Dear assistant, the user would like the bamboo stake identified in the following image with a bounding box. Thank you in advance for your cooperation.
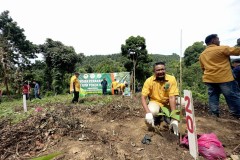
[179,29,183,144]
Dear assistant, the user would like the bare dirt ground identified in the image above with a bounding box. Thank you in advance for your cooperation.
[0,94,240,160]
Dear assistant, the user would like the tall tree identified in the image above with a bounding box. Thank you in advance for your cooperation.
[94,58,126,73]
[40,38,81,94]
[0,11,36,66]
[121,36,152,91]
[0,10,36,95]
[184,41,205,67]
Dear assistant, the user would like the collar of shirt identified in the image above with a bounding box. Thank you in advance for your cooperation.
[206,44,217,48]
[152,75,169,82]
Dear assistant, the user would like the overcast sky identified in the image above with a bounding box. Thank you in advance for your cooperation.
[1,0,240,57]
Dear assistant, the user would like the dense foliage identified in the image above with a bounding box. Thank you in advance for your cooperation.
[0,10,213,103]
[0,11,37,95]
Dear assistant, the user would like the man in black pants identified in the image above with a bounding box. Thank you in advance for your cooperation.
[70,72,80,103]
[101,78,108,95]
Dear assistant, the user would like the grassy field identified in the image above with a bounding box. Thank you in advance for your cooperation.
[0,94,74,123]
[0,94,116,124]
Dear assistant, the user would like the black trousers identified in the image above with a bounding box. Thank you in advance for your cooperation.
[102,88,107,95]
[114,89,118,95]
[72,91,79,103]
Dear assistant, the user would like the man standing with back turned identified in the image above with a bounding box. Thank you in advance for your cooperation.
[199,34,240,118]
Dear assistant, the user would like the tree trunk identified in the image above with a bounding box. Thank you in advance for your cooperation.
[4,73,9,96]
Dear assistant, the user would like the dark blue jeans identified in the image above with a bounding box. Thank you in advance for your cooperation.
[102,87,107,95]
[34,91,41,99]
[206,81,240,118]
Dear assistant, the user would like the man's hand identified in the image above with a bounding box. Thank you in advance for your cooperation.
[145,113,154,127]
[170,119,179,136]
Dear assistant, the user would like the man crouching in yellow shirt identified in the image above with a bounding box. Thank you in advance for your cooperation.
[70,72,80,103]
[141,62,179,135]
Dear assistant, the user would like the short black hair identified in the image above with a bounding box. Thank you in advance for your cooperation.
[153,62,165,70]
[205,34,218,45]
[237,38,240,44]
[154,61,165,67]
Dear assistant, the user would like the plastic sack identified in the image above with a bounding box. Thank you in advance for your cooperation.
[181,133,226,160]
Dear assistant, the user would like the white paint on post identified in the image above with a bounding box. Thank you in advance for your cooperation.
[184,90,198,159]
[23,94,27,112]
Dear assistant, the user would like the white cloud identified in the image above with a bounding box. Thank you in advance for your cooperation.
[1,0,240,56]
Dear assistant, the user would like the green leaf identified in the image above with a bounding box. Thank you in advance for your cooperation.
[170,109,180,116]
[30,152,61,160]
[161,106,170,117]
[171,114,180,121]
[170,109,180,121]
[157,113,166,116]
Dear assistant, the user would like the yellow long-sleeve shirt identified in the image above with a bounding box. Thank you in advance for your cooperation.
[70,75,80,92]
[199,44,240,83]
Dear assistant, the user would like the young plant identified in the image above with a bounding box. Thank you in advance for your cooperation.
[30,152,61,160]
[157,106,180,121]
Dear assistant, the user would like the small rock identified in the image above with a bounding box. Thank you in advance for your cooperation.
[137,148,144,151]
[131,142,136,147]
[231,155,240,160]
[79,134,87,141]
[69,147,81,154]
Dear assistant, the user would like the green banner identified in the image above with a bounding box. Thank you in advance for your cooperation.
[79,72,130,97]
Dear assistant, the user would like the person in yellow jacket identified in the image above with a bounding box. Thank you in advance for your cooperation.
[116,83,125,94]
[111,79,119,95]
[199,34,240,118]
[70,72,80,103]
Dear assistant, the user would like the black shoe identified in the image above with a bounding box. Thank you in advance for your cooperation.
[231,114,240,119]
[209,111,219,118]
[141,134,151,144]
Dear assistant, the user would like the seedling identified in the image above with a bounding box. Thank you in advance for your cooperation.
[157,106,180,121]
[31,152,61,160]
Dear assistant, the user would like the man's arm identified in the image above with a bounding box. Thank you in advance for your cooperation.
[141,95,150,113]
[199,57,205,72]
[70,77,75,93]
[169,95,177,111]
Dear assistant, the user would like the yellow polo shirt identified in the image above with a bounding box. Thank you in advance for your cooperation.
[117,83,125,90]
[199,44,240,83]
[70,75,80,92]
[112,81,118,89]
[141,74,179,107]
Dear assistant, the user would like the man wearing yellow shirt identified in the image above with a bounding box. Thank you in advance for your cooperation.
[199,34,240,118]
[141,62,179,134]
[70,72,80,103]
[111,79,119,95]
[120,83,126,94]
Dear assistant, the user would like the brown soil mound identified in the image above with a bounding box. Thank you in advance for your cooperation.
[0,95,239,160]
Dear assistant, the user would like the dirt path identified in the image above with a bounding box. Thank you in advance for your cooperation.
[45,110,192,160]
[0,95,239,160]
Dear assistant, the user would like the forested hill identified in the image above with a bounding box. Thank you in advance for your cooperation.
[81,53,180,70]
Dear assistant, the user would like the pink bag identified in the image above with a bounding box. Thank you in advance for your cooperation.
[181,133,226,160]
